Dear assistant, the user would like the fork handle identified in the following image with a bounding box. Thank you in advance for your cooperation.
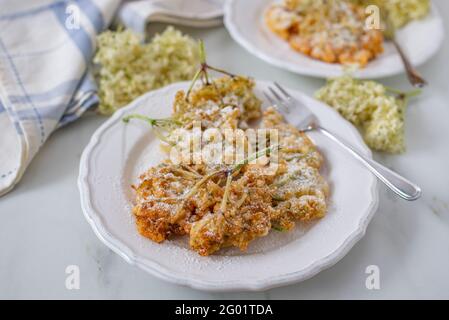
[316,126,422,201]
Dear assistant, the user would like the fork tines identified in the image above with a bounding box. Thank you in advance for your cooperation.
[263,82,294,113]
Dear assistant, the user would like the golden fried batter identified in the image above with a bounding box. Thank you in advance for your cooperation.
[262,107,329,231]
[172,76,262,130]
[265,0,384,67]
[132,77,329,256]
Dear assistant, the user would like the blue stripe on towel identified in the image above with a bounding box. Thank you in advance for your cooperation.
[13,121,23,135]
[0,37,45,143]
[1,1,95,63]
[79,0,104,32]
[1,96,24,135]
[0,0,103,30]
[8,79,80,104]
[59,93,98,127]
[16,104,64,121]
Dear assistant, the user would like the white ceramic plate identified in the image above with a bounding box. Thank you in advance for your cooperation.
[138,0,226,20]
[78,81,379,291]
[224,0,444,79]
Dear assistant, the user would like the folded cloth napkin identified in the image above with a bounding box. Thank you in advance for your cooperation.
[0,0,120,196]
[118,0,224,33]
[0,0,225,197]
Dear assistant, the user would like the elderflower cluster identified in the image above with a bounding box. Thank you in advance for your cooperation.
[315,75,408,153]
[94,27,199,115]
[352,0,430,28]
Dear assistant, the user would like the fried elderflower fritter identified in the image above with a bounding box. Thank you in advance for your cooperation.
[129,44,328,255]
[263,107,329,231]
[265,0,384,67]
[132,102,329,255]
[172,76,262,130]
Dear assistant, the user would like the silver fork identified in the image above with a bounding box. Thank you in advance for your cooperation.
[264,82,422,201]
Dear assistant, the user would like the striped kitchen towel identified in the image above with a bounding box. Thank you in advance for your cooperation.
[0,0,120,196]
[0,0,226,197]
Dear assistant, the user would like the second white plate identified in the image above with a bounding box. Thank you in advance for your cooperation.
[224,0,444,79]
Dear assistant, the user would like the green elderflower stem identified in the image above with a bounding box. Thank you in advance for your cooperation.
[185,40,238,102]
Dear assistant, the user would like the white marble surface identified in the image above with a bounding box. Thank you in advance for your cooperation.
[1,1,449,299]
